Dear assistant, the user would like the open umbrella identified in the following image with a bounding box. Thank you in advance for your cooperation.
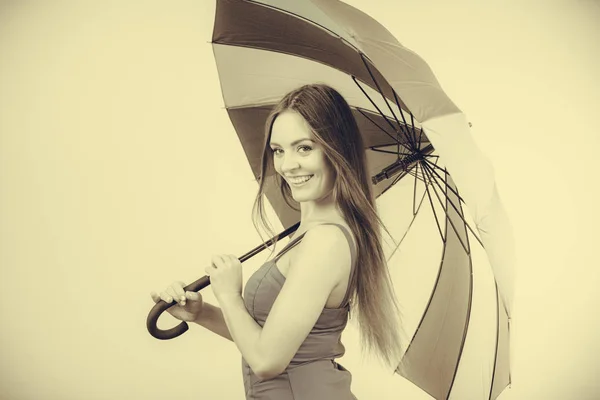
[147,1,515,399]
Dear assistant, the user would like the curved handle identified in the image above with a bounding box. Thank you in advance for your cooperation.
[146,221,300,340]
[146,275,211,340]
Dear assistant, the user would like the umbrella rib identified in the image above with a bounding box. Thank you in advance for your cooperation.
[507,315,512,386]
[371,142,410,149]
[421,162,479,251]
[384,167,428,259]
[422,158,467,205]
[422,164,446,243]
[488,280,502,400]
[391,88,419,151]
[421,161,484,247]
[385,199,420,261]
[413,163,429,215]
[371,141,413,154]
[370,141,413,158]
[417,118,425,150]
[351,76,405,142]
[413,164,428,215]
[415,181,430,216]
[397,183,449,370]
[405,164,476,398]
[358,54,418,151]
[369,147,412,156]
[420,162,471,254]
[409,113,418,150]
[443,177,475,399]
[358,55,405,141]
[406,166,427,183]
[370,148,402,155]
[397,183,475,399]
[356,108,401,144]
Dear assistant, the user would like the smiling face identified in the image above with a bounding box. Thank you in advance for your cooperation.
[269,110,335,204]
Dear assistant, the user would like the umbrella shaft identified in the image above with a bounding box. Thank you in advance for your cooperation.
[372,144,433,184]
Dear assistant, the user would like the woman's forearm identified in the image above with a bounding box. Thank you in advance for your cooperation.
[193,302,233,341]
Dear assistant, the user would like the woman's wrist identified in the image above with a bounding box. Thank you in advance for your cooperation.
[216,292,243,308]
[193,303,211,324]
[192,301,234,341]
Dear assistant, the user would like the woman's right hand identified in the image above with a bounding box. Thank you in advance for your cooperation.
[150,281,204,323]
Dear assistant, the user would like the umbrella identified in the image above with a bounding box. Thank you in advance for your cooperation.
[147,1,516,399]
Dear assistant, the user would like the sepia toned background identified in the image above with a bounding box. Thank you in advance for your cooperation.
[1,1,598,399]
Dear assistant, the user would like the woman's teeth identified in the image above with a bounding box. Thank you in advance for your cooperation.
[288,175,313,184]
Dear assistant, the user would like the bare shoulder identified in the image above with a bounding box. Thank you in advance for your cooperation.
[305,222,351,246]
[290,224,352,275]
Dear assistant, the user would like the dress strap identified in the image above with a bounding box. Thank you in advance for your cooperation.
[318,223,357,308]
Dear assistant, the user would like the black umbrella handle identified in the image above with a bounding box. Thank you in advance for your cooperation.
[146,275,211,340]
[147,222,300,340]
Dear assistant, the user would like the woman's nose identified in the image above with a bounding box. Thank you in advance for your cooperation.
[280,153,300,172]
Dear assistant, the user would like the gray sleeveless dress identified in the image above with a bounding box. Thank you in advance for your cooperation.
[241,223,359,400]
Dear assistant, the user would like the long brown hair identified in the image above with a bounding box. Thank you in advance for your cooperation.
[252,84,404,370]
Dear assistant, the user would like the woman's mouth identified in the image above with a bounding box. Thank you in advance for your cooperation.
[287,175,314,186]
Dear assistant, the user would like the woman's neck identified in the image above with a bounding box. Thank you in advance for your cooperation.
[298,197,345,228]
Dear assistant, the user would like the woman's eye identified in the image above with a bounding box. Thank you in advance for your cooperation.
[298,145,312,153]
[272,148,283,155]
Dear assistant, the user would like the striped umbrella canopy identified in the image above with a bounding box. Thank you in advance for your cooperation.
[211,0,516,399]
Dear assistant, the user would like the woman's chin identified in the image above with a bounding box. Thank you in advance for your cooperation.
[291,193,331,205]
[290,191,315,203]
[291,194,308,203]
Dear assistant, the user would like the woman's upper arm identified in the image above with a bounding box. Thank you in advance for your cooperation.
[257,225,351,376]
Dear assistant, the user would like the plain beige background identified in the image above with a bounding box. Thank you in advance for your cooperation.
[1,1,599,399]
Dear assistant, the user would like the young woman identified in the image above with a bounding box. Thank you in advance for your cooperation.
[151,84,403,399]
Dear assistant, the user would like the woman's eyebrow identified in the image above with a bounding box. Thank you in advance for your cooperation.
[270,138,314,147]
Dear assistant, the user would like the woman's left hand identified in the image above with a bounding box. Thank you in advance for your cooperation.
[205,254,243,302]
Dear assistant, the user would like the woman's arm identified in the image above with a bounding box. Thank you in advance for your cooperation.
[218,225,351,380]
[193,302,233,341]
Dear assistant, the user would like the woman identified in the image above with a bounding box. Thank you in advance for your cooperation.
[150,84,404,399]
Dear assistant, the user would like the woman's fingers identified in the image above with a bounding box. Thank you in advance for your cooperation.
[166,286,178,301]
[171,282,187,305]
[151,281,203,307]
[207,254,235,275]
[164,287,185,306]
[150,291,160,303]
[159,290,174,303]
[151,281,194,305]
[186,291,200,301]
[212,255,225,268]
